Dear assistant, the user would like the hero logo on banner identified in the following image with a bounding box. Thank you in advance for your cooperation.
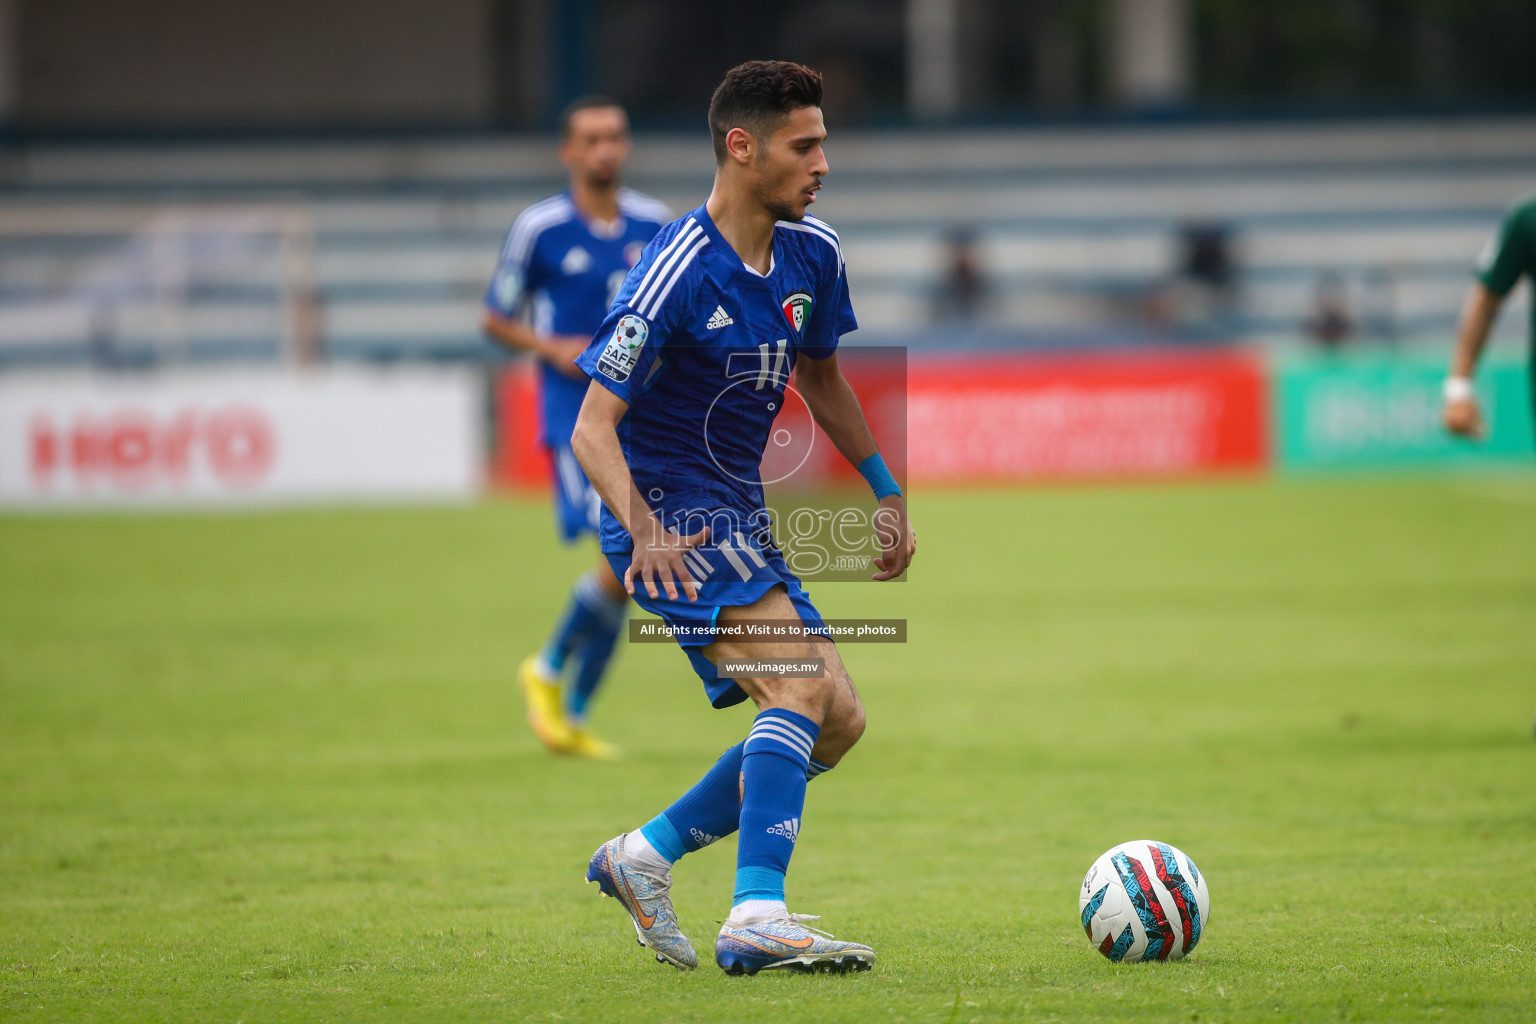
[29,407,275,492]
[0,370,481,506]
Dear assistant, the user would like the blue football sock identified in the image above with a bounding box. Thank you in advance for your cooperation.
[564,574,627,724]
[638,742,744,863]
[539,569,623,679]
[807,758,833,781]
[734,709,820,906]
[538,574,598,675]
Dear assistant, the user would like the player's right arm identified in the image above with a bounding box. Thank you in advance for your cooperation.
[481,311,591,379]
[1444,283,1501,438]
[481,208,589,378]
[570,383,707,602]
[1446,199,1531,438]
[570,218,711,600]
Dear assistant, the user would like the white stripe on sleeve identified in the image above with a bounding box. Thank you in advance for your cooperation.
[638,235,707,318]
[630,221,701,313]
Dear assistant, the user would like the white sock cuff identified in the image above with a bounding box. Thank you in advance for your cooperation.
[728,898,787,923]
[577,571,628,618]
[622,831,672,875]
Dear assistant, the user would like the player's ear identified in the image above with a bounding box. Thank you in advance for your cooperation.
[724,126,754,167]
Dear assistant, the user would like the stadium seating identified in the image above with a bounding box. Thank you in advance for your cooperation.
[1,117,1532,366]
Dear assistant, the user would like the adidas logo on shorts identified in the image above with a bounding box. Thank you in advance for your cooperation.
[689,827,722,848]
[765,817,800,842]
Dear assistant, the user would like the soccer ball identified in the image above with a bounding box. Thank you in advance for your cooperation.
[1079,840,1209,962]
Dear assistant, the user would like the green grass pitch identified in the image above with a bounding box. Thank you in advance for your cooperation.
[3,477,1534,1022]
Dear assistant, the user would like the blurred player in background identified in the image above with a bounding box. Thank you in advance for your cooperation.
[1444,193,1536,442]
[482,97,671,759]
[573,61,915,974]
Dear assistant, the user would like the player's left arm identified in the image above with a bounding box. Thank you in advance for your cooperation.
[795,351,916,582]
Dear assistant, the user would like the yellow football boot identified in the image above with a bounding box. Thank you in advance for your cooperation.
[518,655,573,752]
[566,727,620,761]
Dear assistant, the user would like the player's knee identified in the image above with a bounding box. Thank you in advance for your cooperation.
[837,696,866,749]
[797,672,840,718]
[816,685,864,754]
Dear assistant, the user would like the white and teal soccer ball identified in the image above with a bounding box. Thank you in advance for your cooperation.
[1079,840,1209,962]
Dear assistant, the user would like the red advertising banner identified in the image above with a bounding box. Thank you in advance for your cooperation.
[493,349,1267,490]
[905,351,1268,482]
[493,363,546,490]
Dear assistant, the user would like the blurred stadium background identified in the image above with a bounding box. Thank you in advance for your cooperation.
[1,0,1534,504]
[5,4,1536,1020]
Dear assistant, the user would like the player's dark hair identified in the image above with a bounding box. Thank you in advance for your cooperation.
[560,95,626,139]
[708,61,824,164]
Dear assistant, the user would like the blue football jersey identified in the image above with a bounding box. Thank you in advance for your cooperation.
[485,188,671,446]
[575,206,858,555]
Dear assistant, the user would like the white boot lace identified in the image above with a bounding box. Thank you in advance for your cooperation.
[784,912,836,940]
[722,908,837,938]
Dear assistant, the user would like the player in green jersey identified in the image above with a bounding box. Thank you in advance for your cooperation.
[1445,194,1536,441]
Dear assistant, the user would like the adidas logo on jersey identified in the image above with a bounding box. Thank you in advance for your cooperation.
[706,305,734,330]
[689,827,722,848]
[765,817,800,842]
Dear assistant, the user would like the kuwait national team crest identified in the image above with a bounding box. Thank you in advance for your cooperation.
[780,291,812,333]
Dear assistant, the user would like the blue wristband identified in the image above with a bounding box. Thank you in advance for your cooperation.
[856,453,902,500]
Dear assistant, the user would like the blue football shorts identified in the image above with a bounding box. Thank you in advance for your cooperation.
[606,530,830,709]
[549,444,601,543]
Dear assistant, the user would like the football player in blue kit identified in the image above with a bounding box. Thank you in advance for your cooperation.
[483,97,671,759]
[571,62,916,974]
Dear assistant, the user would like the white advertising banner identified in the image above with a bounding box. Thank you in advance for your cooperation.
[0,369,482,507]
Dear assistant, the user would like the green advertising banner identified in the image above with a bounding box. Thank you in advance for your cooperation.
[1276,354,1534,470]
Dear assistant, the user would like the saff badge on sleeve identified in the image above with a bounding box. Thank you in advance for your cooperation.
[596,314,650,383]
